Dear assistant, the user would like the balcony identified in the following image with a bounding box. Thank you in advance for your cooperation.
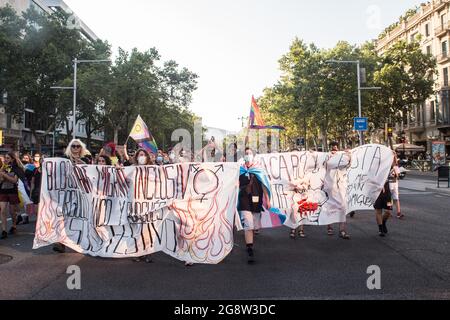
[437,51,450,63]
[435,22,450,37]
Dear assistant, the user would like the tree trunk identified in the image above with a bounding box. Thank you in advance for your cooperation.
[114,127,119,145]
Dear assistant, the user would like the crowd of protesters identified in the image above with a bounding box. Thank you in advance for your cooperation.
[0,137,405,265]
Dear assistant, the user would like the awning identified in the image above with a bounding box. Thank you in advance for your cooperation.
[393,143,426,152]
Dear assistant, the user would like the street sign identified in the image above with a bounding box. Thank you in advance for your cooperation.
[296,137,305,146]
[354,117,368,131]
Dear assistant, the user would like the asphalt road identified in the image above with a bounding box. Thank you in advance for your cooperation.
[1,175,449,300]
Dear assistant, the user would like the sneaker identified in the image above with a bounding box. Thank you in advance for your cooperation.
[53,243,66,253]
[379,231,386,237]
[16,215,23,225]
[185,261,194,267]
[247,248,255,264]
[144,255,153,263]
[1,231,7,239]
[8,227,17,235]
[22,216,29,225]
[349,211,355,218]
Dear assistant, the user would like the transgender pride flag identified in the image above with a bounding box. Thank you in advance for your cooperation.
[128,115,158,154]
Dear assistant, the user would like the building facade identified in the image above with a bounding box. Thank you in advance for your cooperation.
[376,0,450,155]
[0,0,103,154]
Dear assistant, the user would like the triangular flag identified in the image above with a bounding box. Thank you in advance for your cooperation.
[248,95,265,127]
[129,115,158,154]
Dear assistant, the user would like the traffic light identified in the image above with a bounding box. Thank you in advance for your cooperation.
[387,127,393,138]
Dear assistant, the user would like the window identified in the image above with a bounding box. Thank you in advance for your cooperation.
[25,111,33,130]
[410,33,417,43]
[6,114,12,129]
[442,14,447,27]
[444,68,449,86]
[427,45,432,55]
[426,23,430,37]
[442,41,448,56]
[430,101,436,123]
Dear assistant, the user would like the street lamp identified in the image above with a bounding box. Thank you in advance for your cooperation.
[52,58,111,140]
[326,59,381,146]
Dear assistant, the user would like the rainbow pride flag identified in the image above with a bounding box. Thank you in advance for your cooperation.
[129,115,158,154]
[248,95,265,127]
[247,96,285,130]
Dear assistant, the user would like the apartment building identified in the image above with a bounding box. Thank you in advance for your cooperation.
[0,0,103,153]
[376,0,450,155]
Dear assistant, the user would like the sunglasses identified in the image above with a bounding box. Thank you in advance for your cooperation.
[71,145,82,149]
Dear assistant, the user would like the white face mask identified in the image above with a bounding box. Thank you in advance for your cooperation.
[244,154,254,163]
[169,153,175,160]
[138,156,147,165]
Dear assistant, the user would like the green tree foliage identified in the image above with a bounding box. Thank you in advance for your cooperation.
[259,38,436,150]
[0,5,198,151]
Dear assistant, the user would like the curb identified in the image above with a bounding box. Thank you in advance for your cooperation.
[425,187,450,196]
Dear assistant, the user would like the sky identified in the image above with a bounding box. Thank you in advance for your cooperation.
[64,0,420,132]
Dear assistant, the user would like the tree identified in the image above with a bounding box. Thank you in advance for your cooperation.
[2,6,93,151]
[259,37,436,150]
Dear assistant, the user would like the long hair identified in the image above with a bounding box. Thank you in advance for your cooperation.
[65,139,89,158]
[7,151,24,170]
[133,148,153,165]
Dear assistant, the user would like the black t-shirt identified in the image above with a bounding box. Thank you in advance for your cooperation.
[238,173,264,213]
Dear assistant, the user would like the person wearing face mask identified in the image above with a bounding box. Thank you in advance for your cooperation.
[168,150,177,164]
[238,148,271,264]
[131,149,154,263]
[155,153,164,166]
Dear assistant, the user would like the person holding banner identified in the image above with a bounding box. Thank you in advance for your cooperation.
[53,139,91,253]
[238,147,271,264]
[325,142,351,240]
[131,148,154,263]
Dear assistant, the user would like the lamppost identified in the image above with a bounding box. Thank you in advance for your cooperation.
[52,58,110,140]
[326,60,381,146]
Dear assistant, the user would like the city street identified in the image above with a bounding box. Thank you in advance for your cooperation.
[1,173,449,300]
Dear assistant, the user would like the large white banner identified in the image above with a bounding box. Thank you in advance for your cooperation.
[255,144,393,228]
[33,159,239,264]
[33,145,392,262]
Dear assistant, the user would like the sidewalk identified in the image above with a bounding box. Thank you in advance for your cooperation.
[400,172,450,195]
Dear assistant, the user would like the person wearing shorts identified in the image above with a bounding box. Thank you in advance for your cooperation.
[0,152,25,239]
[374,180,393,237]
[238,148,270,264]
[389,155,404,219]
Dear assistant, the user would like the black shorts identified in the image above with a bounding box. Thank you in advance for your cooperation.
[374,182,393,210]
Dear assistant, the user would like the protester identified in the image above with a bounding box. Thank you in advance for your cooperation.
[53,139,91,252]
[325,142,351,240]
[225,143,241,162]
[178,150,190,163]
[0,152,26,239]
[238,147,271,264]
[389,154,404,219]
[96,155,112,166]
[30,153,43,216]
[132,148,154,263]
[101,142,120,165]
[374,178,392,237]
[168,149,177,164]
